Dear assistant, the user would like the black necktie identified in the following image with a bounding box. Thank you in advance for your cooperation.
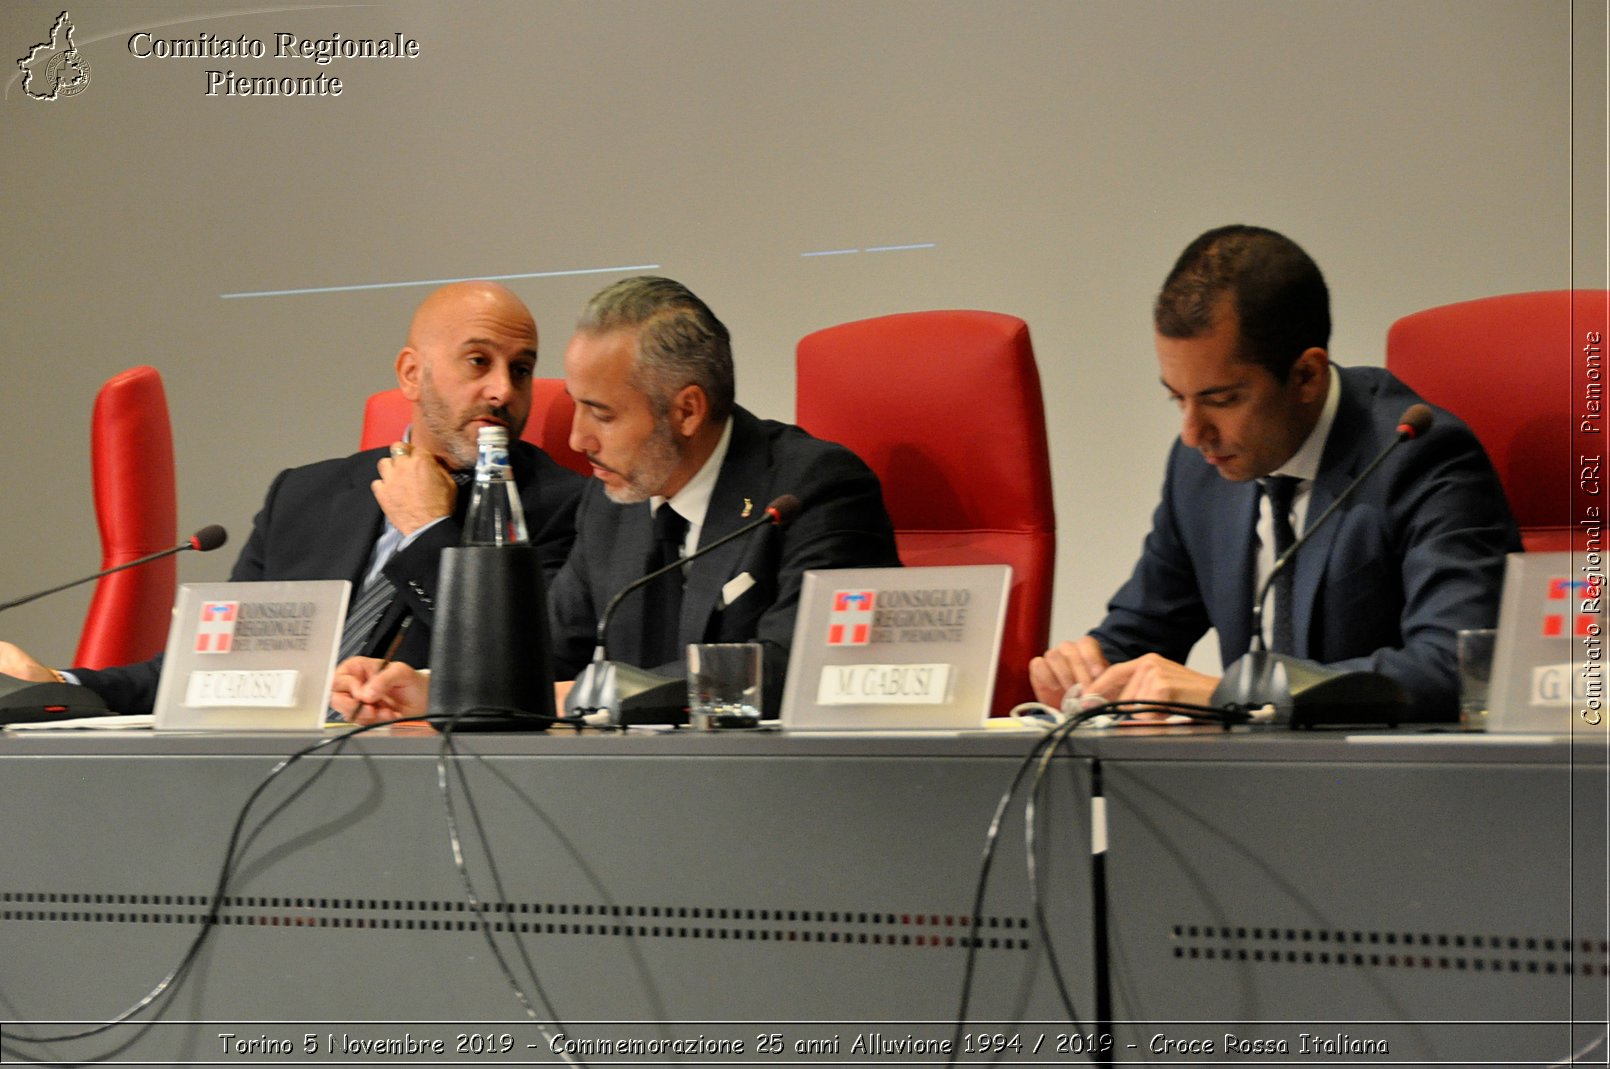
[1263,475,1300,654]
[641,504,689,667]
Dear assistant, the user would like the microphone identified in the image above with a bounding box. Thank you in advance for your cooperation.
[0,525,228,724]
[567,494,801,724]
[0,525,229,615]
[1215,405,1432,727]
[188,524,229,552]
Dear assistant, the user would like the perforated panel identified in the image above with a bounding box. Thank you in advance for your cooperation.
[1168,921,1608,977]
[3,890,1036,950]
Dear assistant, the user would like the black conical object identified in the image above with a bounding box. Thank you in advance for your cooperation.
[426,545,555,730]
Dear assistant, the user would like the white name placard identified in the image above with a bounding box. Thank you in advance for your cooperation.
[184,670,299,708]
[816,663,952,706]
[1529,662,1583,707]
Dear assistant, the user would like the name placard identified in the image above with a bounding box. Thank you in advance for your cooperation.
[816,663,953,706]
[1529,662,1584,707]
[184,670,299,708]
[154,579,349,731]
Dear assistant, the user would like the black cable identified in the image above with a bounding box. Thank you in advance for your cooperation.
[0,717,424,1048]
[4,691,1251,1057]
[1024,719,1085,1021]
[432,707,586,1068]
[425,704,588,731]
[1093,698,1255,727]
[0,695,604,1056]
[945,695,1251,1063]
[946,712,1096,1063]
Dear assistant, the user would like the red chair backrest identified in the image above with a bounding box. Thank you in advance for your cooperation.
[75,366,178,668]
[358,379,591,476]
[1387,290,1609,552]
[797,311,1057,716]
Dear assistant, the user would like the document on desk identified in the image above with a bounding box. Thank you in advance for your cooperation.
[6,714,156,731]
[1343,732,1560,744]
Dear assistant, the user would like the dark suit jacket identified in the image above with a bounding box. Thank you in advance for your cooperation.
[547,406,900,715]
[74,441,584,714]
[1091,364,1521,719]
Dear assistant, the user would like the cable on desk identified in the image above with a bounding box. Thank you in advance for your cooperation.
[946,711,1087,1062]
[3,707,598,1059]
[946,696,1251,1064]
[435,708,587,1068]
[0,717,426,1049]
[1025,718,1086,1018]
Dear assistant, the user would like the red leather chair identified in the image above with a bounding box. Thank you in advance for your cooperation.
[797,311,1056,716]
[1386,290,1609,552]
[358,379,591,476]
[74,366,178,668]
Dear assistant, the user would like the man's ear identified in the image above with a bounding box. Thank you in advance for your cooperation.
[667,383,709,440]
[1290,347,1330,404]
[396,347,422,401]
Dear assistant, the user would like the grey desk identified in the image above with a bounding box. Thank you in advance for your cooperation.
[0,727,1605,1066]
[0,729,1096,1066]
[1092,730,1608,1065]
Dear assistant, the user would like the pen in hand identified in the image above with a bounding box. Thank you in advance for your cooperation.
[379,615,413,669]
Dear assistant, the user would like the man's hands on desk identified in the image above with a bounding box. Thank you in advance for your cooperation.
[332,630,1223,727]
[1030,635,1220,712]
[331,656,575,725]
[331,657,429,725]
[0,641,58,684]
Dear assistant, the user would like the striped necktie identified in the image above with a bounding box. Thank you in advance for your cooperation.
[328,470,474,722]
[335,469,475,665]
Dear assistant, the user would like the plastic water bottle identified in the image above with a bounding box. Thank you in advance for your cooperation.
[463,426,529,545]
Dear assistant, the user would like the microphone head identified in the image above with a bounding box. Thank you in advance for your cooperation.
[764,494,802,526]
[1397,404,1434,440]
[189,525,228,552]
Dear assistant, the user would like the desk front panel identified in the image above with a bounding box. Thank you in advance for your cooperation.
[1101,738,1608,1065]
[0,732,1097,1065]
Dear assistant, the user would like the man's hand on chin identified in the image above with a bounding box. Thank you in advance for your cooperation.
[372,447,456,537]
[331,656,431,726]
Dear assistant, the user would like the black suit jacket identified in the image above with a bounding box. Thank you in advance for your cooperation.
[1091,364,1521,718]
[547,406,900,715]
[74,441,584,714]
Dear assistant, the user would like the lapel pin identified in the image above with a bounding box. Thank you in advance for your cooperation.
[742,498,753,518]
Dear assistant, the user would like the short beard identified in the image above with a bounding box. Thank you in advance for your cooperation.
[416,362,519,471]
[602,416,682,504]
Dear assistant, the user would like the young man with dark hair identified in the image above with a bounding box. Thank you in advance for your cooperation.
[1032,226,1519,719]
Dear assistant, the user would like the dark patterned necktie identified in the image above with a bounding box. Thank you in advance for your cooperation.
[328,470,476,722]
[640,504,689,667]
[1263,475,1300,654]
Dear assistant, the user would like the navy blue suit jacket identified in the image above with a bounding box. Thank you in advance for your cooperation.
[74,440,584,714]
[1091,365,1520,718]
[547,406,900,715]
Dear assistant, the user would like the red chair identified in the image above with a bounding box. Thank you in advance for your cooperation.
[1386,290,1609,552]
[74,366,178,668]
[797,311,1057,716]
[358,379,591,476]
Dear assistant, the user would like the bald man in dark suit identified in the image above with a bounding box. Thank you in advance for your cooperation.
[0,281,584,714]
